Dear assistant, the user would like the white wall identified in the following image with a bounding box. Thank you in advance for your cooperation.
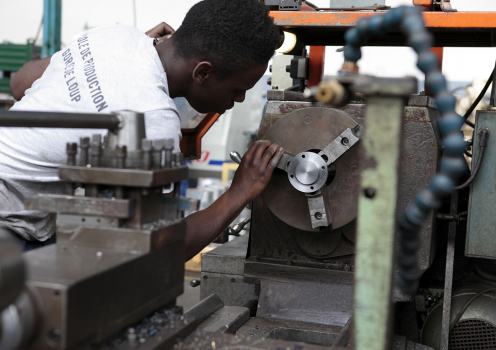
[1,0,496,83]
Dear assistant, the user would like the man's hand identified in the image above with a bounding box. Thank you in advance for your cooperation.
[146,22,175,45]
[230,140,284,204]
[184,140,283,261]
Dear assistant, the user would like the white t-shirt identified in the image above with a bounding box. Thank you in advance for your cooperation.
[0,25,181,241]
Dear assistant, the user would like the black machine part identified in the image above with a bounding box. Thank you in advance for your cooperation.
[421,284,496,350]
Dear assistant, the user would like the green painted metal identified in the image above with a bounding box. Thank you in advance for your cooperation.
[0,42,40,72]
[0,78,10,94]
[0,42,41,94]
[42,0,62,58]
[354,95,406,350]
[466,110,496,259]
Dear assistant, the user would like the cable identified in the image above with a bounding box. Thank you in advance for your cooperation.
[455,128,489,190]
[449,288,496,334]
[462,67,495,126]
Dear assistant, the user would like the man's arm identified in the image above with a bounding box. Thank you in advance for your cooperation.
[10,56,52,101]
[184,140,284,261]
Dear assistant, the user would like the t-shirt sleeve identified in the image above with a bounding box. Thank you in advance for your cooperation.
[144,109,182,153]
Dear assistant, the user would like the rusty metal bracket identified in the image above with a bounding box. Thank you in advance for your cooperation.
[180,112,221,160]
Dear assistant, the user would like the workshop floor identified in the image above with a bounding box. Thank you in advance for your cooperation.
[177,270,201,312]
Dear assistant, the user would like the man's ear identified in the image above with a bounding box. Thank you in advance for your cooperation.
[192,61,214,85]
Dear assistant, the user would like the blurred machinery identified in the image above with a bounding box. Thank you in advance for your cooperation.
[3,1,496,350]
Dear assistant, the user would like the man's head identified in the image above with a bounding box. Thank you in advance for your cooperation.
[171,0,281,114]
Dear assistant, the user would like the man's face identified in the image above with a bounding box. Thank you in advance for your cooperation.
[188,62,268,114]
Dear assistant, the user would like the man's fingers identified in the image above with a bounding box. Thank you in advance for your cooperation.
[146,22,175,39]
[269,147,284,170]
[260,143,280,168]
[250,140,273,163]
[242,140,270,162]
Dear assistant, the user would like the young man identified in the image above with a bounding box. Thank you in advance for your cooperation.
[3,0,284,259]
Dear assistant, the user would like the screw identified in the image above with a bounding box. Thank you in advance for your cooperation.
[66,143,77,166]
[364,187,376,198]
[341,137,350,146]
[190,279,201,287]
[142,139,153,170]
[48,329,61,344]
[315,212,323,220]
[79,137,90,166]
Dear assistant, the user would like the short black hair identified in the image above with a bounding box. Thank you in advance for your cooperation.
[173,0,281,78]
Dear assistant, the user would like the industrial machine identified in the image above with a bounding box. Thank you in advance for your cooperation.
[2,1,496,350]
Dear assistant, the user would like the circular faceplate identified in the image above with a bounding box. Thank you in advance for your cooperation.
[287,152,328,193]
[261,107,361,232]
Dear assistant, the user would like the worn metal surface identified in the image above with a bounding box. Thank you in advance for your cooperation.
[354,95,407,350]
[25,194,132,218]
[261,106,361,231]
[244,263,353,327]
[439,192,458,350]
[202,235,249,275]
[196,306,250,334]
[58,165,188,187]
[184,294,224,322]
[56,219,185,253]
[201,235,259,307]
[256,100,439,271]
[331,316,353,349]
[177,329,340,350]
[237,317,342,347]
[96,312,196,350]
[318,126,361,165]
[466,111,496,259]
[250,195,355,260]
[24,237,185,350]
[306,188,332,228]
[200,272,259,308]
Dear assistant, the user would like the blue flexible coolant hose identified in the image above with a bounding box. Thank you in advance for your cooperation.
[343,6,466,294]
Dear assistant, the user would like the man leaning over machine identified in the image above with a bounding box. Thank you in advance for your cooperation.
[1,0,284,258]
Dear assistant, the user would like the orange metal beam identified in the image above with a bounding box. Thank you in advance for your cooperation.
[180,113,222,160]
[308,46,325,87]
[270,11,496,28]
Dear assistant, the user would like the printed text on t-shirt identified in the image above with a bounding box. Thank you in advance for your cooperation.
[77,35,108,112]
[62,49,81,102]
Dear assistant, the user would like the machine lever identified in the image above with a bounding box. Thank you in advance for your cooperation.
[229,217,251,235]
[275,153,294,172]
[230,151,242,164]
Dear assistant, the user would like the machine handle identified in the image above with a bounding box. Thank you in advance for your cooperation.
[229,216,251,236]
[230,151,242,164]
[0,110,121,130]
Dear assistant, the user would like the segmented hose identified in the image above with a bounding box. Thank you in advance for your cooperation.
[343,6,466,294]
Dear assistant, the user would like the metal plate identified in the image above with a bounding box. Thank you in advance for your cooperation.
[287,151,328,193]
[261,107,360,231]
